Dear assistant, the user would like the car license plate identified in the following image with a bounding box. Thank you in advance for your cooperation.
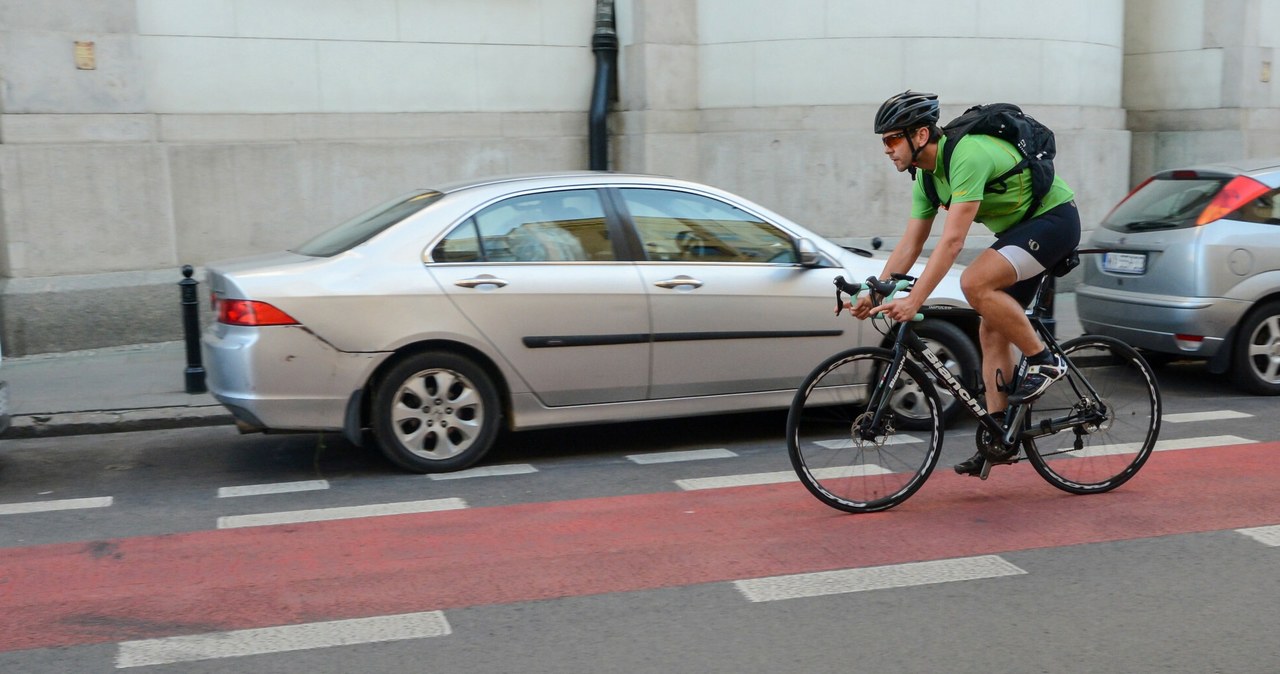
[1102,252,1146,274]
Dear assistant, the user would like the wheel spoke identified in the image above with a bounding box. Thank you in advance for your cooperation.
[1025,336,1158,494]
[787,349,942,513]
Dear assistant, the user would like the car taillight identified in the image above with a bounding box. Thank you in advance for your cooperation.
[1196,175,1271,225]
[217,299,300,326]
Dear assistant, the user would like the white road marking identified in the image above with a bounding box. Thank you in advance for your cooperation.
[676,464,890,491]
[427,464,538,480]
[1055,434,1254,459]
[734,555,1027,603]
[814,434,924,449]
[115,610,452,668]
[217,498,467,529]
[0,496,113,516]
[1236,525,1280,547]
[1164,410,1253,423]
[217,480,330,498]
[627,448,737,464]
[1155,435,1253,451]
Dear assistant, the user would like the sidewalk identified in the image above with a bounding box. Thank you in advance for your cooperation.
[1,341,231,439]
[0,294,1084,440]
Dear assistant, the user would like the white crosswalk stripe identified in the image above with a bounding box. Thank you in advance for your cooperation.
[216,498,468,529]
[1164,410,1253,423]
[427,464,538,480]
[627,448,737,464]
[115,611,451,668]
[734,555,1027,602]
[0,496,113,516]
[1236,525,1280,547]
[218,480,330,498]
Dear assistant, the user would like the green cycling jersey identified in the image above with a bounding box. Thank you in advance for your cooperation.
[910,134,1075,234]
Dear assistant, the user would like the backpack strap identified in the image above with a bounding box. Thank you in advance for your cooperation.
[932,138,1040,223]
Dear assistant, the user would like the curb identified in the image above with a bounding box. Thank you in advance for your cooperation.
[3,406,233,439]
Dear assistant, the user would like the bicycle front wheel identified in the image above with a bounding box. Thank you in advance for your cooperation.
[787,347,944,513]
[1024,335,1162,494]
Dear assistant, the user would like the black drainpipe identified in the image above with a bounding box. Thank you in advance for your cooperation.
[589,0,618,171]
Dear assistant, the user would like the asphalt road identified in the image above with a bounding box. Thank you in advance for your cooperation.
[0,360,1277,673]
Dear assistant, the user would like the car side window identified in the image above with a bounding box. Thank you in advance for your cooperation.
[619,188,797,263]
[432,189,613,263]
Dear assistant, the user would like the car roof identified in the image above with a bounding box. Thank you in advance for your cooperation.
[1163,157,1280,177]
[430,171,685,194]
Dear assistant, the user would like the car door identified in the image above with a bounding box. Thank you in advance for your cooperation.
[427,188,651,406]
[616,187,848,399]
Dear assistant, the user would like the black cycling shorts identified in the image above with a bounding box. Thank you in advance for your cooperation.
[992,200,1081,306]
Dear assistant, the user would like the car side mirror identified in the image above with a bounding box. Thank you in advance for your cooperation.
[797,238,823,267]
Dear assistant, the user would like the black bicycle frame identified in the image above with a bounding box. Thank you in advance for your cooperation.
[865,293,1103,453]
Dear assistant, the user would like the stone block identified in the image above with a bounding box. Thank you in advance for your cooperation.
[136,35,321,113]
[0,0,136,33]
[135,0,235,37]
[0,269,203,356]
[234,0,398,41]
[316,41,480,112]
[0,114,156,144]
[0,144,174,277]
[0,31,147,113]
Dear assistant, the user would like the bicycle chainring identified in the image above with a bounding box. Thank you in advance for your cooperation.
[975,423,1019,462]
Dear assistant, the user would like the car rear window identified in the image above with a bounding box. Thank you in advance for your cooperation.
[1101,177,1227,232]
[293,191,443,257]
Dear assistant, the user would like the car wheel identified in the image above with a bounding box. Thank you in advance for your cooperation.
[371,351,502,472]
[1230,300,1280,395]
[897,319,980,429]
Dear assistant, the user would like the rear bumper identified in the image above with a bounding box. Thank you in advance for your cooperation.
[202,324,386,431]
[1075,285,1246,357]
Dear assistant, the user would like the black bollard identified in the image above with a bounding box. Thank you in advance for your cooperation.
[179,265,207,393]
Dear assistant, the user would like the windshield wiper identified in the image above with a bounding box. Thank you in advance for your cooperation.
[1124,220,1181,231]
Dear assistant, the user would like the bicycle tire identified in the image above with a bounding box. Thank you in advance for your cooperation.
[787,347,944,513]
[1024,335,1162,494]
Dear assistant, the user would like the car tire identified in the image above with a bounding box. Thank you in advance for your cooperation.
[897,319,981,429]
[371,351,502,473]
[1230,300,1280,395]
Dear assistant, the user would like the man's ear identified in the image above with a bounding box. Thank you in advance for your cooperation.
[914,126,932,145]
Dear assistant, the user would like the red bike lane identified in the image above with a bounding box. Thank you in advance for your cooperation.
[1,440,1278,653]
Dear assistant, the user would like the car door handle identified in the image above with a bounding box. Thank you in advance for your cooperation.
[455,275,509,288]
[654,276,703,289]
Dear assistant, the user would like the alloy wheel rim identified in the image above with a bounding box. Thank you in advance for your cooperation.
[1246,315,1280,384]
[390,368,485,460]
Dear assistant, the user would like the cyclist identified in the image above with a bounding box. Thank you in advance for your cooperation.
[851,90,1081,476]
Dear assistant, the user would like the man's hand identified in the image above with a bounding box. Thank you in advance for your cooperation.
[843,294,874,320]
[871,295,924,323]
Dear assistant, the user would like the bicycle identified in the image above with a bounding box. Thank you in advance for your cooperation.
[786,250,1162,513]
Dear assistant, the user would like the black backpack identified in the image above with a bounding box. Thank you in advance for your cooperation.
[921,103,1056,223]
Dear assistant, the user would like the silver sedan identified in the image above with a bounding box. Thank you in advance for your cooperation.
[203,173,979,472]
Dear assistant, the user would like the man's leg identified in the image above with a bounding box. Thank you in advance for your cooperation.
[961,249,1045,360]
[953,249,1044,475]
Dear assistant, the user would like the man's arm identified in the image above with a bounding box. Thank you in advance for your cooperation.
[878,216,934,278]
[871,201,978,322]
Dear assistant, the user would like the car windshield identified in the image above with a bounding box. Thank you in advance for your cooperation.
[1101,177,1227,232]
[292,191,444,256]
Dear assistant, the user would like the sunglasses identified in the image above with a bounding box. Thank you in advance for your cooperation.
[881,131,908,148]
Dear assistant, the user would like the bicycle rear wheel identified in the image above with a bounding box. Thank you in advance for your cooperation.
[787,347,944,513]
[1024,335,1161,494]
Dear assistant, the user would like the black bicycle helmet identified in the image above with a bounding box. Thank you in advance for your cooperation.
[873,90,940,133]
